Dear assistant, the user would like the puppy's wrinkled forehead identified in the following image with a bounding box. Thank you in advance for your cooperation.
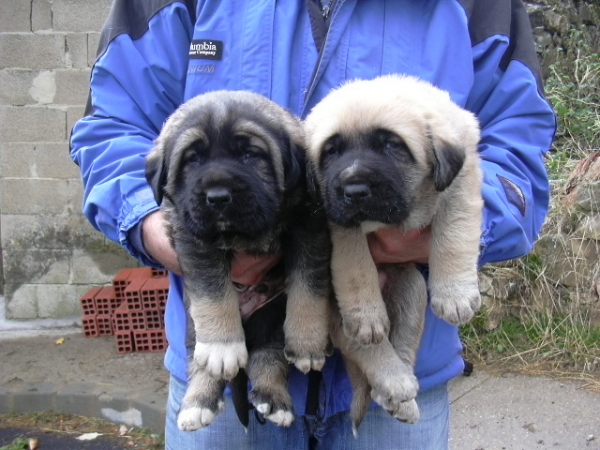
[165,91,297,166]
[305,75,453,166]
[165,92,282,149]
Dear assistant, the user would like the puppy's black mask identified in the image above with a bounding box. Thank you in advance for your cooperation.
[320,129,416,228]
[320,127,465,228]
[146,103,303,249]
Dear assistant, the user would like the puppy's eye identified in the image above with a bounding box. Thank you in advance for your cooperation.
[373,129,407,154]
[182,141,206,164]
[384,138,407,152]
[324,144,339,157]
[183,151,198,163]
[322,135,344,159]
[234,135,265,162]
[242,145,263,162]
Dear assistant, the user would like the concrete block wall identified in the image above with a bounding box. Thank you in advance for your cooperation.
[0,0,141,320]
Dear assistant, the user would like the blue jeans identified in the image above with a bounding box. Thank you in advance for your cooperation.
[165,375,449,449]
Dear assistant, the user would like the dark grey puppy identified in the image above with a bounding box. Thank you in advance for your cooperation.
[305,75,483,433]
[146,91,331,431]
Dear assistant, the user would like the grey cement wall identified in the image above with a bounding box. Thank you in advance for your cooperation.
[0,0,138,320]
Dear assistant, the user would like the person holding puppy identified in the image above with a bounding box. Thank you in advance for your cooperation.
[70,1,556,449]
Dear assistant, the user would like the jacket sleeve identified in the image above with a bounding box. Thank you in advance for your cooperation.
[464,0,557,266]
[69,0,194,266]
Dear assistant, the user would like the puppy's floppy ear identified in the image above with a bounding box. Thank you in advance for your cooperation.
[145,145,169,205]
[429,128,466,192]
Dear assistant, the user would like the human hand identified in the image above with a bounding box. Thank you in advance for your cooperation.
[142,210,182,275]
[367,227,431,265]
[231,252,283,285]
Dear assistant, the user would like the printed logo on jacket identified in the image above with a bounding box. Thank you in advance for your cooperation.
[189,40,223,60]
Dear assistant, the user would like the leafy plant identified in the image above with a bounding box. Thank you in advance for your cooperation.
[0,439,29,450]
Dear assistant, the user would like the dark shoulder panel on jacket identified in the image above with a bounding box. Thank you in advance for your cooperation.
[96,0,197,60]
[457,0,542,87]
[80,0,196,118]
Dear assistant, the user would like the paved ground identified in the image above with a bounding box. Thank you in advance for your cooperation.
[0,328,167,431]
[450,369,599,449]
[0,325,598,450]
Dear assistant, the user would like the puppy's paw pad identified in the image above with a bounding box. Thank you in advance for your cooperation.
[284,348,327,373]
[392,399,420,424]
[342,309,390,346]
[371,373,418,408]
[284,325,332,372]
[255,403,271,415]
[431,303,474,326]
[265,409,295,427]
[431,281,481,325]
[431,293,480,326]
[177,403,224,431]
[291,355,326,373]
[252,389,294,427]
[255,404,294,427]
[193,341,248,380]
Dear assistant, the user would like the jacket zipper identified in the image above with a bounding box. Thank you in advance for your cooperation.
[302,0,343,116]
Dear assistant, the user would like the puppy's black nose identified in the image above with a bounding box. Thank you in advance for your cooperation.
[343,183,371,201]
[205,187,232,207]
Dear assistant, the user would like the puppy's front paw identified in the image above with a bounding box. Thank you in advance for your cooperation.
[431,283,481,326]
[284,336,332,373]
[194,341,248,380]
[370,371,419,413]
[177,400,226,431]
[342,305,390,346]
[387,399,420,424]
[178,365,227,431]
[251,387,295,427]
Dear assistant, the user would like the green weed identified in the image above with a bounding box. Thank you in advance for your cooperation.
[461,310,600,380]
[0,439,29,450]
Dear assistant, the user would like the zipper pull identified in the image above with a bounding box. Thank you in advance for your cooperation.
[319,0,331,19]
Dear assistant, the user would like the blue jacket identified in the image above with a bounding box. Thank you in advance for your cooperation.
[70,0,556,420]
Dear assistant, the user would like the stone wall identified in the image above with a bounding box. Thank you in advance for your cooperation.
[0,0,598,321]
[526,0,600,76]
[0,0,138,320]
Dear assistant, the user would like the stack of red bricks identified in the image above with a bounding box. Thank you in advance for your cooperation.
[80,267,170,354]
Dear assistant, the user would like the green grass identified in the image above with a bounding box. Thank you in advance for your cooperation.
[460,311,600,386]
[461,313,600,365]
